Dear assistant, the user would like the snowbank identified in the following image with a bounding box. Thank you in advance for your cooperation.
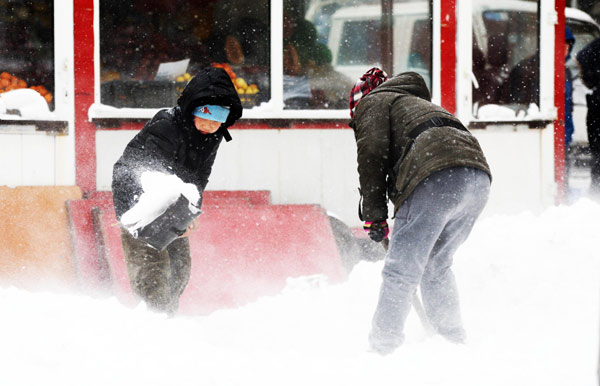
[1,199,599,386]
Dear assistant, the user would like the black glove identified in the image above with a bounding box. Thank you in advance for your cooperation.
[363,220,389,243]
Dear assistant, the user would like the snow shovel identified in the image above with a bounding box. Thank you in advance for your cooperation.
[133,194,201,252]
[381,238,434,334]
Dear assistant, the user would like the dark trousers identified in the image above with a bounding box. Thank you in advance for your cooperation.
[369,167,490,352]
[586,92,600,191]
[120,228,191,314]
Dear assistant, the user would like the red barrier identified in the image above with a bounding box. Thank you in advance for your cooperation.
[180,204,345,314]
[67,191,345,314]
[202,190,271,206]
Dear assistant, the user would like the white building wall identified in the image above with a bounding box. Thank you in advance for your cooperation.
[1,0,559,228]
[96,129,362,227]
[475,125,556,218]
[0,133,56,186]
[96,127,556,228]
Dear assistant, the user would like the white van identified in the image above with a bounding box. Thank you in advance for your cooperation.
[316,1,600,146]
[325,2,430,87]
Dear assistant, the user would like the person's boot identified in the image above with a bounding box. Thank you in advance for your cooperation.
[437,326,466,344]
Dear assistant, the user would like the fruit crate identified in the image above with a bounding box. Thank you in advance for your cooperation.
[101,80,181,108]
[239,93,261,108]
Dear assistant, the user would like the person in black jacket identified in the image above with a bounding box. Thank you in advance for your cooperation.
[111,67,242,314]
[576,37,600,195]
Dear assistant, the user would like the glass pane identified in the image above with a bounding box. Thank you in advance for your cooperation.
[567,19,600,80]
[407,18,432,83]
[0,0,55,113]
[337,20,381,66]
[100,0,270,109]
[472,2,539,118]
[286,0,431,110]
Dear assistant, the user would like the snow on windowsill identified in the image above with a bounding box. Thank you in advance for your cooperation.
[0,89,61,121]
[472,103,555,124]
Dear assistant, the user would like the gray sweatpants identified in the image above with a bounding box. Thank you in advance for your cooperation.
[120,228,191,315]
[369,167,490,352]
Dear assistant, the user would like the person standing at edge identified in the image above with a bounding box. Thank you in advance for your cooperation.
[565,26,576,150]
[565,26,576,186]
[349,68,492,354]
[576,37,600,196]
[111,67,243,315]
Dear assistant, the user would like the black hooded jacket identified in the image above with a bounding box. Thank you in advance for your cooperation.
[111,67,243,220]
[576,37,600,91]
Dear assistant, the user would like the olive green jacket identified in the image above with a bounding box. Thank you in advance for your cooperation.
[349,72,491,221]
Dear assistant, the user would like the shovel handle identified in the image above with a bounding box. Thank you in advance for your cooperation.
[381,237,390,251]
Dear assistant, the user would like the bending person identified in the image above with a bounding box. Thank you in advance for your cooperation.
[349,68,492,354]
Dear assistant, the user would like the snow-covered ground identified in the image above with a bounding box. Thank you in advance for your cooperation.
[1,199,599,386]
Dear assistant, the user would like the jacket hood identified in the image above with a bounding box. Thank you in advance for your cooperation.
[369,71,431,101]
[177,66,243,141]
[576,37,600,88]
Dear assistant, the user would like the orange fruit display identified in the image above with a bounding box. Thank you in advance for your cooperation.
[212,62,237,80]
[212,63,259,96]
[0,71,52,104]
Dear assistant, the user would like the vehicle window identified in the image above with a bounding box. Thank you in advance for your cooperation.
[0,0,55,115]
[472,4,540,118]
[338,20,381,66]
[287,0,431,110]
[99,0,270,110]
[405,17,431,89]
[409,19,431,73]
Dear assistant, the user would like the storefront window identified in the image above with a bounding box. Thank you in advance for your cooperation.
[472,1,539,119]
[99,0,270,109]
[0,0,55,115]
[99,0,432,114]
[284,0,431,110]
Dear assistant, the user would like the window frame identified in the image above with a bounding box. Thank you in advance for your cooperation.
[456,1,556,125]
[0,0,71,130]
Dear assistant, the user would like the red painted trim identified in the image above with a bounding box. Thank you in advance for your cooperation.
[289,121,348,129]
[73,0,96,195]
[555,0,566,203]
[440,0,457,114]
